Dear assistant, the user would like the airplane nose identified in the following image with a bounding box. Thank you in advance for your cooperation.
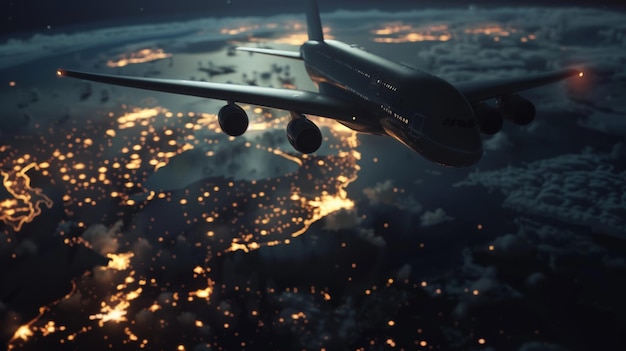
[417,88,483,166]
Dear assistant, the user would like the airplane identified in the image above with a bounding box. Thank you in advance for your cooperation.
[57,0,583,167]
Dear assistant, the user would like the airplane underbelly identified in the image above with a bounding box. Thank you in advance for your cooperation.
[381,118,483,167]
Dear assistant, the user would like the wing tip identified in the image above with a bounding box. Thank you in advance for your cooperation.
[56,68,66,77]
[566,67,584,78]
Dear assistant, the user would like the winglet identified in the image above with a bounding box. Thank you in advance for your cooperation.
[307,0,324,42]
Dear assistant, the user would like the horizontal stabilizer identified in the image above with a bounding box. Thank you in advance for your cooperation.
[235,47,302,60]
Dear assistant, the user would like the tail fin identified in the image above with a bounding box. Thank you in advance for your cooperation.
[307,0,324,41]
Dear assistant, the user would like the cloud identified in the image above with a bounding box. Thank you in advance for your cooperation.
[358,228,386,247]
[323,208,361,231]
[362,180,397,205]
[420,208,453,227]
[177,312,197,326]
[483,132,512,151]
[433,248,526,320]
[362,180,422,213]
[491,233,533,260]
[578,111,626,137]
[83,220,123,255]
[456,146,626,237]
[395,264,412,280]
[14,239,38,257]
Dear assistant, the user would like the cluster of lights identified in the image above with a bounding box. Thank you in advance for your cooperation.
[107,48,172,68]
[2,86,366,349]
[373,23,452,43]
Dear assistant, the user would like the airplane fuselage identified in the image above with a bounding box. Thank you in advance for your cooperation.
[301,40,483,167]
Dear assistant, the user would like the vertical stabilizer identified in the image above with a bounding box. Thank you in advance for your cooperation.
[307,0,324,41]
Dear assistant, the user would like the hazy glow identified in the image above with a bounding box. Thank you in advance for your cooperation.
[107,48,172,68]
[373,23,451,43]
[8,307,48,350]
[89,300,130,326]
[117,107,169,130]
[220,25,260,35]
[464,25,514,36]
[189,279,215,302]
[106,252,134,270]
[9,326,33,344]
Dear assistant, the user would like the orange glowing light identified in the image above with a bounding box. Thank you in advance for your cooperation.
[89,300,130,326]
[189,279,215,301]
[107,48,172,68]
[464,25,513,37]
[291,312,306,320]
[8,307,48,349]
[220,24,260,35]
[373,23,451,43]
[106,252,134,270]
[10,325,33,343]
[117,107,168,129]
[578,72,584,77]
[1,162,53,231]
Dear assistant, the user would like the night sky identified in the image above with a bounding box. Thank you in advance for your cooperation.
[2,0,624,34]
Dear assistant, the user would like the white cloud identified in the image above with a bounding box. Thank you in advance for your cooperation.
[420,208,453,227]
[323,208,361,231]
[492,233,533,260]
[14,239,38,256]
[362,180,396,205]
[395,264,412,281]
[362,179,422,213]
[358,228,386,247]
[484,132,512,151]
[83,220,123,255]
[456,147,626,237]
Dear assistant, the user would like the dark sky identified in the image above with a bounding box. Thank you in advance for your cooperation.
[2,0,623,35]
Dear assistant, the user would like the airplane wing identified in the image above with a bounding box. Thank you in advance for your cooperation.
[235,47,302,60]
[56,69,355,121]
[454,68,582,102]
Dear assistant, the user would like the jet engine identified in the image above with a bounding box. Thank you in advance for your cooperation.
[218,103,249,136]
[286,115,322,154]
[496,95,536,125]
[473,102,503,135]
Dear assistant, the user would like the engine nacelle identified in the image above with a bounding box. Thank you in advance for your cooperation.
[218,103,248,136]
[286,116,322,154]
[496,95,536,125]
[473,102,503,135]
